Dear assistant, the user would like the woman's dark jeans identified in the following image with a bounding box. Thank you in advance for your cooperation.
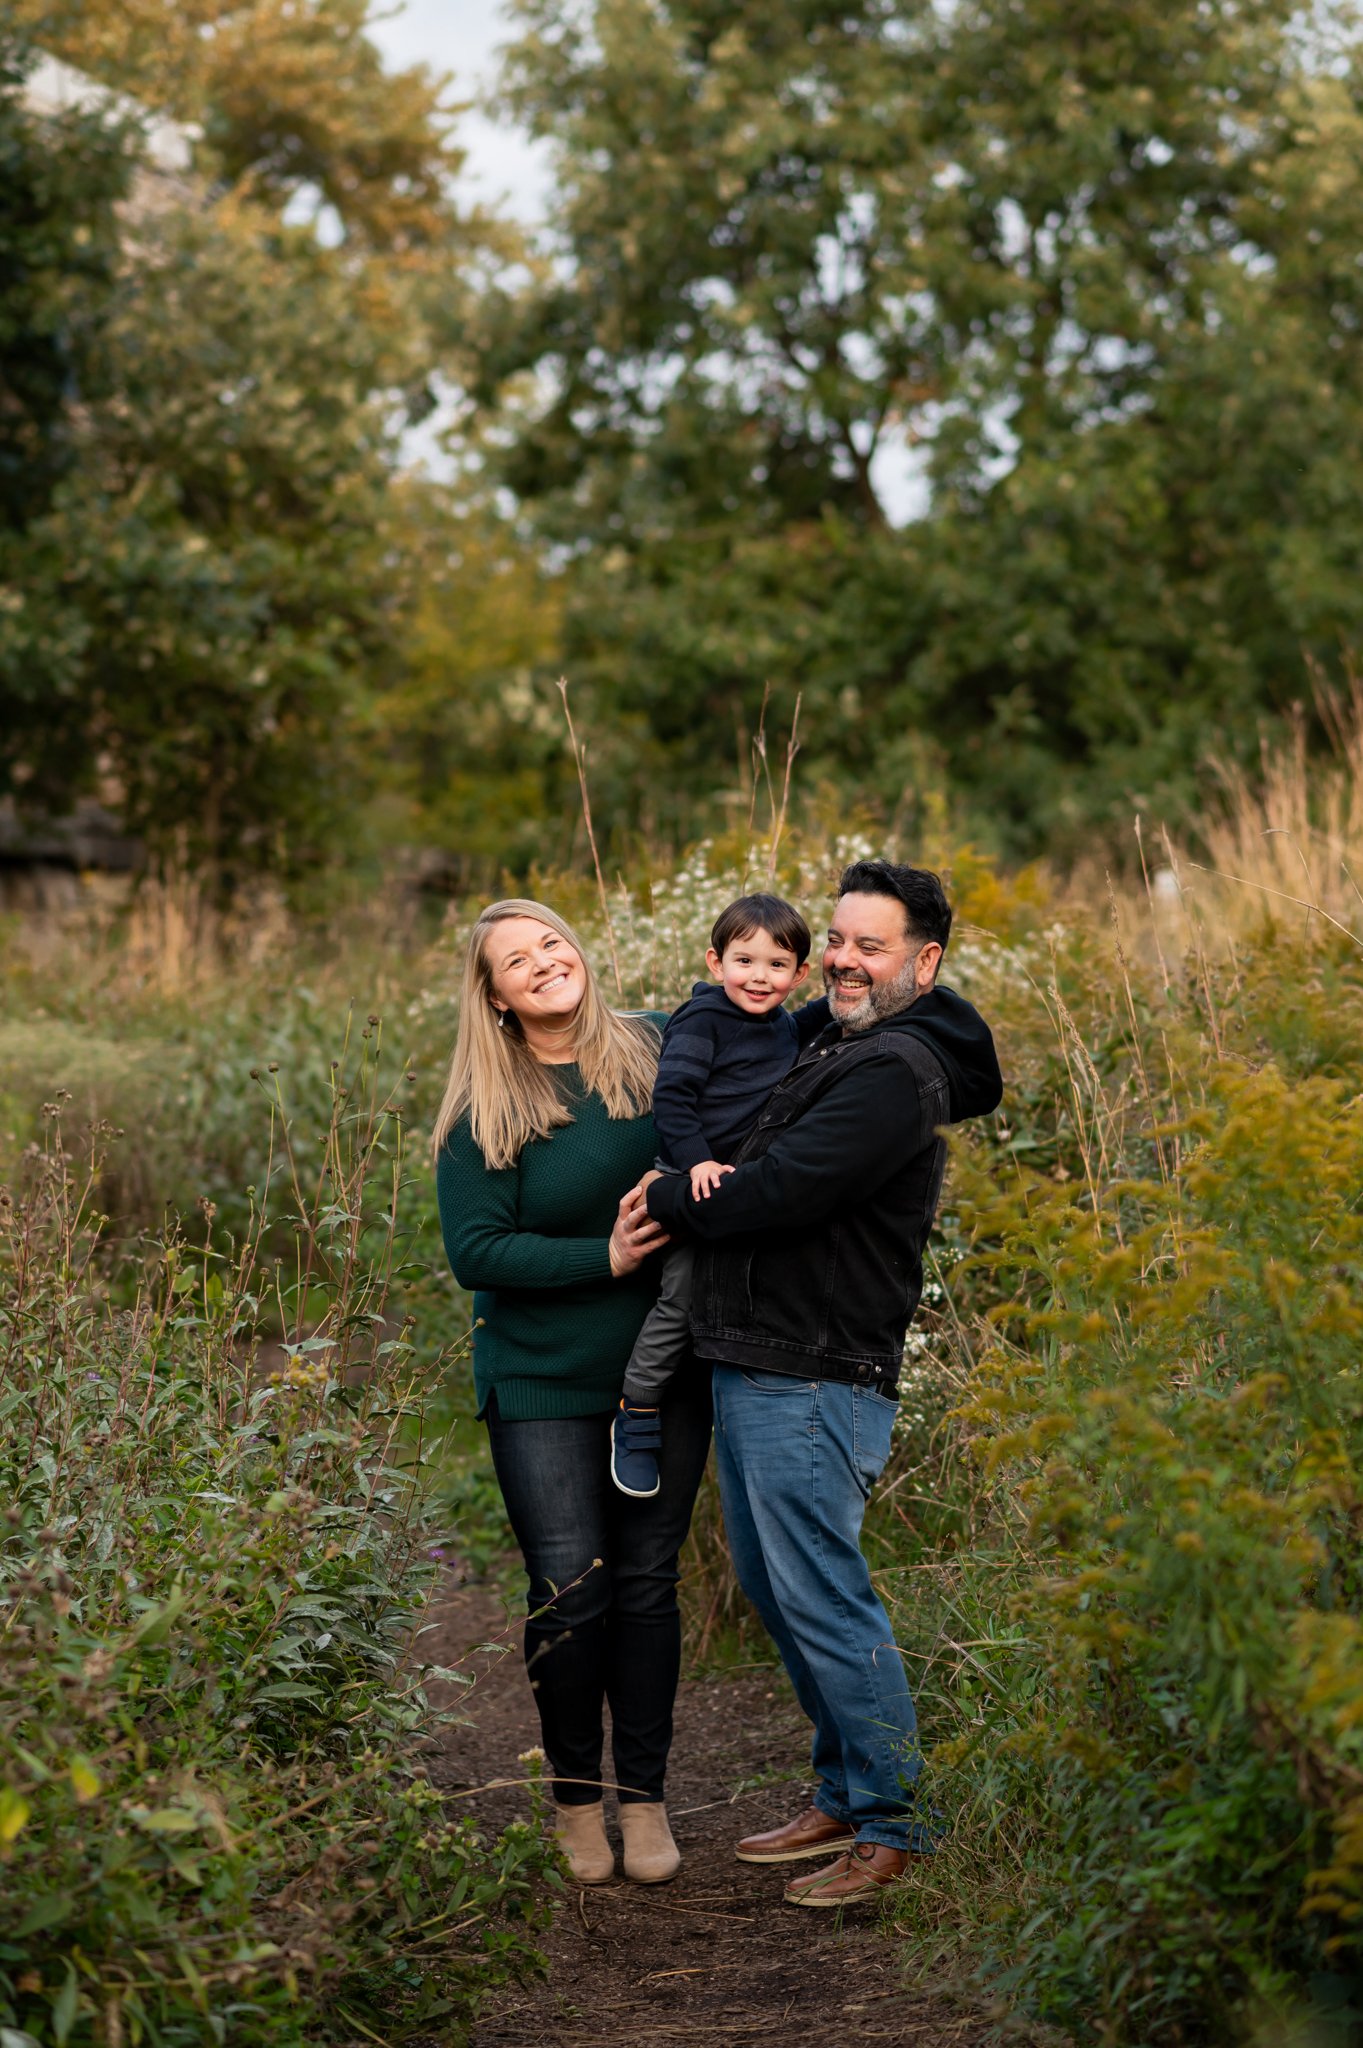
[485,1372,712,1807]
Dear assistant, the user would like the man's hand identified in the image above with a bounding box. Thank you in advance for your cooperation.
[689,1159,735,1200]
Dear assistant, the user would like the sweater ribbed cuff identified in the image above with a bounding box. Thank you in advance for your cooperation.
[556,1239,614,1286]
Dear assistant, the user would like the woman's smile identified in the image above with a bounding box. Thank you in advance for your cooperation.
[484,915,587,1036]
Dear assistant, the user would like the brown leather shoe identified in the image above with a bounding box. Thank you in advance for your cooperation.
[783,1842,908,1907]
[735,1805,857,1865]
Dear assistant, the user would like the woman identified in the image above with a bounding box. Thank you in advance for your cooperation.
[433,899,711,1886]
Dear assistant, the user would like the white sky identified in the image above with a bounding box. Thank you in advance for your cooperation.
[367,0,553,219]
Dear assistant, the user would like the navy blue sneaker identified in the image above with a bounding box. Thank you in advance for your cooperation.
[610,1402,662,1498]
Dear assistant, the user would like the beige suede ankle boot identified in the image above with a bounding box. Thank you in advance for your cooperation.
[552,1801,615,1885]
[619,1802,680,1884]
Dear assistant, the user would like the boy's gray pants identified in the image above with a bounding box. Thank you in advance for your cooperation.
[621,1243,695,1404]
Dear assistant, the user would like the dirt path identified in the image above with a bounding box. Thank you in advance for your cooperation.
[422,1566,993,2048]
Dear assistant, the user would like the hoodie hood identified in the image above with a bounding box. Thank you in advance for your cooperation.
[876,983,1003,1122]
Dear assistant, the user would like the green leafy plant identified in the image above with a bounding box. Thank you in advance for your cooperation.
[0,1036,552,2047]
[879,893,1363,2041]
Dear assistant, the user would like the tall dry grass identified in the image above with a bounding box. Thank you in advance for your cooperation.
[6,693,1363,2042]
[1134,676,1363,962]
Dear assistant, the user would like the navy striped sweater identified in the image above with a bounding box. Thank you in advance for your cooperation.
[652,983,828,1172]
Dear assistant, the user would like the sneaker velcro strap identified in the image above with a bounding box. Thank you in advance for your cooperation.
[618,1407,663,1449]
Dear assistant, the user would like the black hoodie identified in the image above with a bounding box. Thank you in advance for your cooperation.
[645,982,1002,1394]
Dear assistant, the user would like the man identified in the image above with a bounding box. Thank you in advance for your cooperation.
[638,859,1002,1906]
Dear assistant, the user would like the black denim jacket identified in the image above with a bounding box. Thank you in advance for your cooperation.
[645,987,1002,1396]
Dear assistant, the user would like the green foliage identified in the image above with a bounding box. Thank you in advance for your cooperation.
[12,0,471,257]
[11,812,1363,2041]
[0,1039,552,2046]
[0,181,446,880]
[0,27,129,530]
[12,0,1363,869]
[475,0,1363,853]
[369,522,569,886]
[0,5,524,884]
[862,889,1363,2041]
[9,0,1363,871]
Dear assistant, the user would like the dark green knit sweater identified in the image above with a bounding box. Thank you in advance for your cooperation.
[435,1023,668,1420]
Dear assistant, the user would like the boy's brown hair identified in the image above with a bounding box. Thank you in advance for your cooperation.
[710,892,811,965]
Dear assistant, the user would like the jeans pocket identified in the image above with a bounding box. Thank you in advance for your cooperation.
[851,1383,896,1491]
[739,1367,806,1393]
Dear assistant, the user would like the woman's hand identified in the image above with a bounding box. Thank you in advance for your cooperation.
[608,1180,670,1277]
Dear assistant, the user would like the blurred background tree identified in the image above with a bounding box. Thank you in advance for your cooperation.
[6,0,467,252]
[1,186,440,884]
[0,26,128,530]
[3,0,1363,882]
[368,511,568,883]
[478,0,1363,854]
[0,2,546,890]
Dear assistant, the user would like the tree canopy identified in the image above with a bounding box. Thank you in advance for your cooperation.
[0,4,523,885]
[5,0,1363,878]
[0,26,129,531]
[476,0,1363,850]
[8,0,468,251]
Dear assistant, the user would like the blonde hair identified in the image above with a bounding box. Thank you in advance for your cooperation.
[431,898,660,1169]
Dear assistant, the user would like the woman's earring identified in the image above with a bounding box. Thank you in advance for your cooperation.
[495,1009,506,1029]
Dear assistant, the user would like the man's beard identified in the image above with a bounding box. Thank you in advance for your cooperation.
[826,955,922,1034]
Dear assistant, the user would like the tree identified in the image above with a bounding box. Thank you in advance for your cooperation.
[0,4,538,884]
[9,0,470,255]
[894,62,1363,839]
[0,27,128,530]
[368,513,569,886]
[477,0,1363,852]
[0,189,445,879]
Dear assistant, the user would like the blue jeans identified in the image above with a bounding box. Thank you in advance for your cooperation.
[485,1375,711,1806]
[712,1365,927,1853]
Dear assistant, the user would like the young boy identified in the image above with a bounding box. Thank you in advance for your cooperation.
[610,892,821,1498]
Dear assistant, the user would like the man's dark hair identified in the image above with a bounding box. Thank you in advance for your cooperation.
[711,892,812,965]
[836,860,953,955]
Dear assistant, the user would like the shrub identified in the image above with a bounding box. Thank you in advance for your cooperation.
[885,940,1363,2040]
[0,1041,552,2047]
[15,816,1363,2043]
